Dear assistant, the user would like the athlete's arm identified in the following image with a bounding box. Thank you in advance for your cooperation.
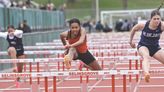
[60,31,68,46]
[14,30,23,38]
[0,32,8,39]
[71,28,86,47]
[161,21,164,32]
[129,23,145,48]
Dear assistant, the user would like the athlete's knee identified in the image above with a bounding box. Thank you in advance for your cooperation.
[68,47,77,56]
[69,47,76,52]
[89,60,102,70]
[17,54,25,59]
[8,47,16,54]
[143,56,151,62]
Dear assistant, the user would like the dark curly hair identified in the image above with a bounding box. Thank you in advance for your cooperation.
[151,0,164,18]
[69,18,81,26]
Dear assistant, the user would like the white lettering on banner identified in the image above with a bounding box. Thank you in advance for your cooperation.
[48,58,63,62]
[103,71,110,75]
[103,70,117,75]
[120,70,140,75]
[1,73,31,78]
[150,69,164,74]
[69,71,99,76]
[50,72,68,76]
[36,73,42,77]
[35,59,48,63]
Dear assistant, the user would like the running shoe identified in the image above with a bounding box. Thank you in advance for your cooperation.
[64,55,71,69]
[15,80,20,88]
[144,74,150,83]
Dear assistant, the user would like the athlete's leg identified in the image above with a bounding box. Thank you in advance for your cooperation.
[8,47,17,72]
[64,47,78,69]
[138,46,151,82]
[17,55,25,73]
[77,50,102,70]
[15,55,25,82]
[153,49,164,64]
[83,63,93,70]
[87,60,102,70]
[77,61,93,70]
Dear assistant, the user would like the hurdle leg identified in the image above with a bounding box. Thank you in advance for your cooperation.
[112,75,115,92]
[86,68,89,92]
[129,60,132,82]
[135,60,139,82]
[29,62,32,85]
[53,76,56,92]
[45,77,48,92]
[30,62,33,92]
[37,62,40,92]
[140,59,142,69]
[123,75,126,92]
[86,76,89,92]
[80,75,83,92]
[57,62,61,81]
[23,63,27,82]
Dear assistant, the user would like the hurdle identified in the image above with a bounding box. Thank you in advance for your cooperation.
[24,46,64,50]
[24,45,131,50]
[0,50,64,56]
[0,56,141,71]
[0,49,136,56]
[0,70,142,92]
[0,48,141,73]
[0,48,142,72]
[2,69,163,92]
[0,55,142,83]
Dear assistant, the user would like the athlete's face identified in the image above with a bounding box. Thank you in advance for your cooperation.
[7,28,15,33]
[70,23,80,35]
[151,15,161,27]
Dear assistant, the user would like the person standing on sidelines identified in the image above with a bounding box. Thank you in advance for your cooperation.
[60,18,102,70]
[0,25,25,80]
[129,6,164,82]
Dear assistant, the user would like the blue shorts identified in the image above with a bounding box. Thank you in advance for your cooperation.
[16,48,24,57]
[137,43,161,56]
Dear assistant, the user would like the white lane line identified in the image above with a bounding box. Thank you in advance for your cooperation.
[88,75,106,92]
[139,85,164,87]
[133,74,142,92]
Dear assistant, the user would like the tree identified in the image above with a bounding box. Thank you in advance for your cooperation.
[67,0,76,3]
[122,0,128,10]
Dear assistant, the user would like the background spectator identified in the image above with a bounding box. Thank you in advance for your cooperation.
[22,20,31,33]
[115,18,123,32]
[82,20,92,33]
[0,0,11,7]
[103,22,112,32]
[18,20,31,33]
[0,26,2,32]
[95,21,104,32]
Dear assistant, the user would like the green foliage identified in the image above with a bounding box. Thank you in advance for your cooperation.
[33,0,164,19]
[33,0,163,10]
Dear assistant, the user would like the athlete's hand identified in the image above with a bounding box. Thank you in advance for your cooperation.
[64,44,71,49]
[8,32,14,36]
[129,41,136,48]
[64,49,68,55]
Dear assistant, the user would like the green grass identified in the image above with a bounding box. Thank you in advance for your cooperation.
[33,0,164,19]
[33,0,163,9]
